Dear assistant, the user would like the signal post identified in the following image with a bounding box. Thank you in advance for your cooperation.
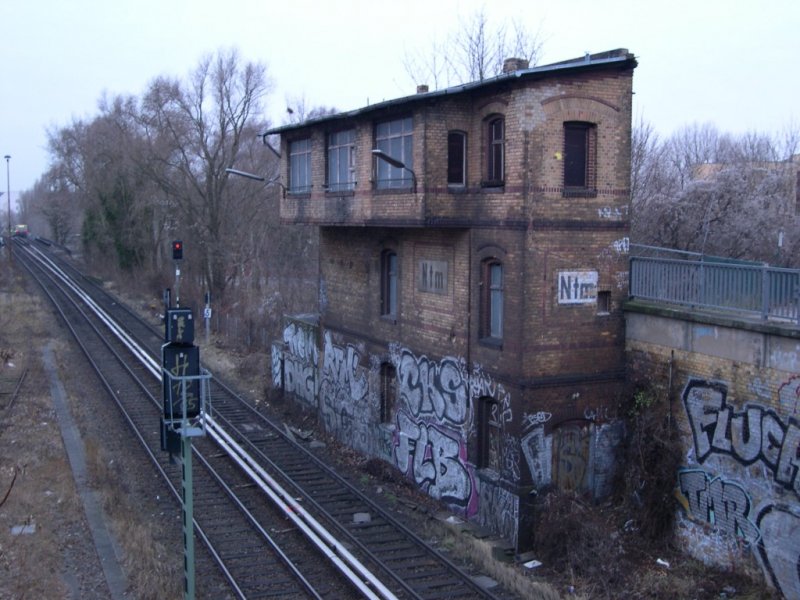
[161,241,211,600]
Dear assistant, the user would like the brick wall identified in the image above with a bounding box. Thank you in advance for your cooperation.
[626,305,800,598]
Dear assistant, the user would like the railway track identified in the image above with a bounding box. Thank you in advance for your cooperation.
[13,239,521,600]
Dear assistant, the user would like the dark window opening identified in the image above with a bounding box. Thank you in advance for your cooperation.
[478,397,502,471]
[381,250,398,317]
[597,290,611,314]
[448,131,466,186]
[380,362,397,423]
[563,121,597,195]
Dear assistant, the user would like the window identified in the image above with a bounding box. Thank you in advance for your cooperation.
[289,138,312,194]
[481,260,503,340]
[563,122,597,194]
[485,117,504,185]
[380,362,397,423]
[381,250,398,317]
[327,129,355,192]
[597,290,611,315]
[375,117,413,189]
[447,131,466,186]
[478,397,502,471]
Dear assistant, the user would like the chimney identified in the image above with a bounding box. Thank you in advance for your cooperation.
[502,58,529,73]
[416,84,429,94]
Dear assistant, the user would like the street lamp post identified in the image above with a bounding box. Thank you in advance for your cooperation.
[3,154,11,255]
[372,148,417,193]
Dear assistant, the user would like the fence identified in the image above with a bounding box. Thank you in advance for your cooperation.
[629,246,800,324]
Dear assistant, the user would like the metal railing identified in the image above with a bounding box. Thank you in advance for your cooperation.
[629,247,800,324]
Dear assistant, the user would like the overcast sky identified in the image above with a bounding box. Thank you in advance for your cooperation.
[1,0,797,199]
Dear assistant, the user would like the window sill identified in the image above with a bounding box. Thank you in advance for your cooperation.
[562,187,597,198]
[324,189,355,198]
[480,181,505,191]
[447,184,467,194]
[374,187,414,195]
[479,337,503,350]
[380,314,398,325]
[287,191,312,199]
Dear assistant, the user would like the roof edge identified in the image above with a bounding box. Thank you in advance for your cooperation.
[264,48,636,135]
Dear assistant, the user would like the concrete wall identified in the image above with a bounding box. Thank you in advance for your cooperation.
[626,303,800,598]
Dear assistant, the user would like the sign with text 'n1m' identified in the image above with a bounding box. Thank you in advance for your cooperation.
[558,270,598,304]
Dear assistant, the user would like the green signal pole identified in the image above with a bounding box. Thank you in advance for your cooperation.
[182,431,195,600]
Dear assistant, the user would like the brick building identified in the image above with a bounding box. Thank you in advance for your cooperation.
[267,49,637,551]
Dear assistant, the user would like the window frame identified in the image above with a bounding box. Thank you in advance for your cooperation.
[563,121,597,197]
[478,396,502,472]
[288,138,312,195]
[447,130,467,187]
[326,129,356,193]
[375,117,414,190]
[380,249,399,318]
[480,259,503,342]
[379,362,397,423]
[484,117,505,187]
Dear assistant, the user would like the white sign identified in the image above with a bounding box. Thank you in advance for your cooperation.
[203,307,212,319]
[558,270,598,304]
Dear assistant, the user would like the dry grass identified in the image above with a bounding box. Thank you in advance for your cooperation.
[85,439,182,599]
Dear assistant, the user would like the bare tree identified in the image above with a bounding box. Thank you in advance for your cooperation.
[631,123,800,266]
[404,7,543,89]
[138,48,272,302]
[284,94,337,125]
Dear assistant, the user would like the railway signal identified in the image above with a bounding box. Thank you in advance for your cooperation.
[172,240,183,260]
[160,303,210,600]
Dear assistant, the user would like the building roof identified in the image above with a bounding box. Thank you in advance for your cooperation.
[264,49,637,136]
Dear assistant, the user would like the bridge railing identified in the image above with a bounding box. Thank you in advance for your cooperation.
[629,250,800,324]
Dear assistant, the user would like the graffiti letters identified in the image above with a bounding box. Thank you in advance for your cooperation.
[394,411,475,510]
[756,504,800,598]
[678,469,759,542]
[390,347,470,426]
[683,379,800,496]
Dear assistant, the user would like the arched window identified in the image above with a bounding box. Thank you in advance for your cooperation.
[381,250,398,317]
[447,131,466,187]
[486,117,505,185]
[563,121,597,195]
[480,259,503,340]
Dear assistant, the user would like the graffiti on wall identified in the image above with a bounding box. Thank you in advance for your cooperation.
[678,469,760,542]
[683,379,800,495]
[681,379,800,598]
[389,345,471,426]
[319,332,374,454]
[282,322,319,406]
[394,411,477,513]
[388,345,479,515]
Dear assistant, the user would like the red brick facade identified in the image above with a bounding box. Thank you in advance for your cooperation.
[268,50,637,551]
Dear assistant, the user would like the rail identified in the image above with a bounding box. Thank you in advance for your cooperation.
[629,250,800,324]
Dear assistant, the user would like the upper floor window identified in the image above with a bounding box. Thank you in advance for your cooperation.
[327,129,355,192]
[447,131,466,187]
[485,117,504,186]
[289,138,312,194]
[375,117,413,189]
[480,259,503,341]
[563,121,597,196]
[381,250,398,317]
